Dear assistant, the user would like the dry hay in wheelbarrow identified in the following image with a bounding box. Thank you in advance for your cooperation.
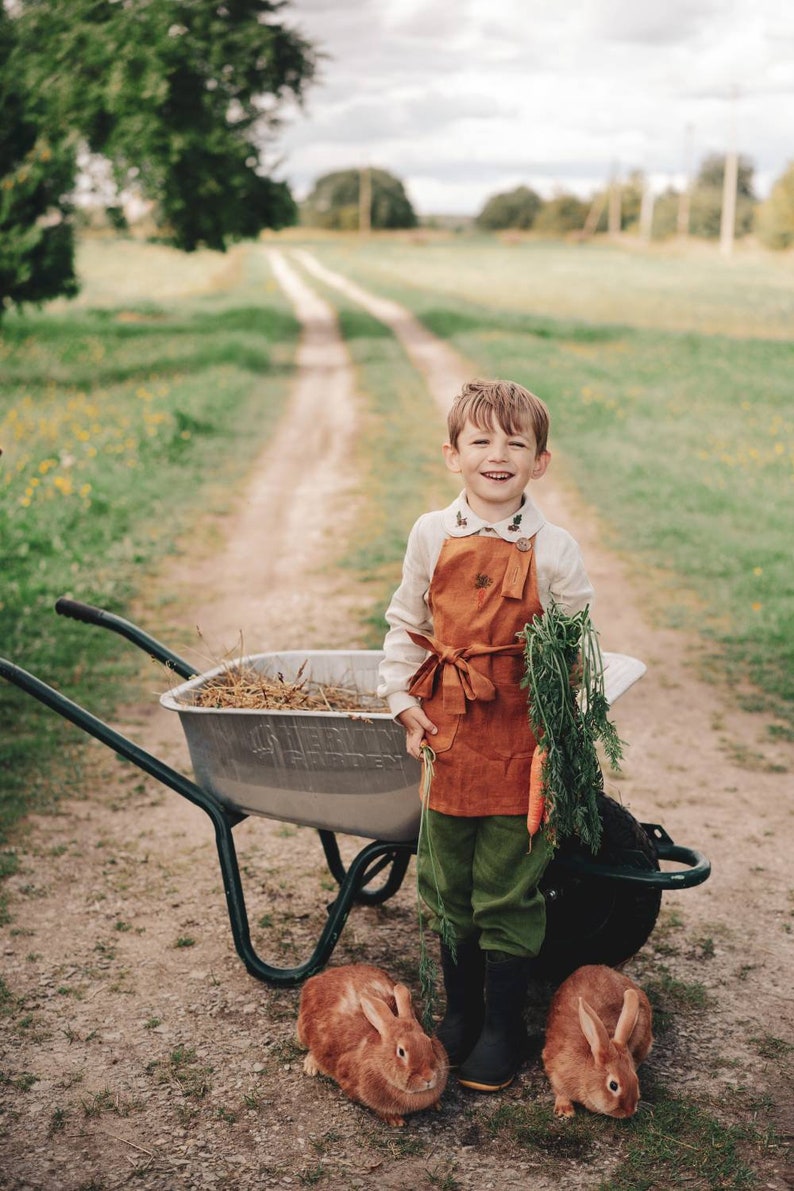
[180,659,386,714]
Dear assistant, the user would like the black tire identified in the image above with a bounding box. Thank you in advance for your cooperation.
[537,793,662,979]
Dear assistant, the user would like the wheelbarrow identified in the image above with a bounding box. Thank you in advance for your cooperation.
[0,598,710,987]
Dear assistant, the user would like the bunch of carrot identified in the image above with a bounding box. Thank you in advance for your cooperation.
[521,605,623,852]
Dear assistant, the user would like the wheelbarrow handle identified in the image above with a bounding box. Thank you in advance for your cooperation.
[552,823,711,890]
[55,597,197,681]
[0,656,416,987]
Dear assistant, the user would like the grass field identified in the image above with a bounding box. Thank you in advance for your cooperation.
[0,240,301,859]
[295,232,794,339]
[302,233,794,740]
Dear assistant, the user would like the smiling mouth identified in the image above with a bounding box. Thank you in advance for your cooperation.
[482,471,513,481]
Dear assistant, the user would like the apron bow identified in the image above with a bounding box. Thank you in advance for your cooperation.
[407,631,521,716]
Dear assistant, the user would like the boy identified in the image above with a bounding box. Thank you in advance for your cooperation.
[377,379,593,1092]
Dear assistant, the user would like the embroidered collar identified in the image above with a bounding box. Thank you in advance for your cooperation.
[443,492,546,542]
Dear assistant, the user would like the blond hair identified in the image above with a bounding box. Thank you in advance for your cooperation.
[447,379,550,453]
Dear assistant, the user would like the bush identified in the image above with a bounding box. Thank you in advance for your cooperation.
[476,185,542,231]
[533,193,589,235]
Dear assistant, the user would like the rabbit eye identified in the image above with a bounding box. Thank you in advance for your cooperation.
[608,1079,620,1093]
[397,1045,407,1059]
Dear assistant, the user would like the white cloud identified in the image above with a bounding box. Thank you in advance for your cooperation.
[277,0,792,214]
[582,0,725,45]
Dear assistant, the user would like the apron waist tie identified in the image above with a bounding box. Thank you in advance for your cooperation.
[407,631,523,716]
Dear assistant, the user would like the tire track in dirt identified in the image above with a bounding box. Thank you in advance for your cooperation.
[165,247,362,658]
[287,248,794,1057]
[293,247,473,407]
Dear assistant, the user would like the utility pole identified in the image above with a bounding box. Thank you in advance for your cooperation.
[359,165,372,236]
[639,178,655,243]
[720,89,739,257]
[581,191,605,238]
[677,122,693,238]
[720,151,738,256]
[608,163,621,237]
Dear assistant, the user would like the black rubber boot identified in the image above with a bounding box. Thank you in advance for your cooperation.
[457,953,534,1092]
[434,940,486,1067]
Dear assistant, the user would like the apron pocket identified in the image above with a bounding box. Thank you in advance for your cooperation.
[470,685,535,761]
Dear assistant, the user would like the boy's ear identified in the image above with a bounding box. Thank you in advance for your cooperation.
[532,450,551,480]
[442,442,462,473]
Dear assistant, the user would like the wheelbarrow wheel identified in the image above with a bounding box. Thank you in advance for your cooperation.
[537,793,662,980]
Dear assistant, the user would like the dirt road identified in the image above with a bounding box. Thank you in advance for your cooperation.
[1,246,791,1190]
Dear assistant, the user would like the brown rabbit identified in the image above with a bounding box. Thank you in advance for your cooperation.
[542,964,653,1119]
[296,963,448,1126]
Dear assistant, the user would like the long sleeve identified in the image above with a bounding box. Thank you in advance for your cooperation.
[376,514,440,718]
[535,523,594,616]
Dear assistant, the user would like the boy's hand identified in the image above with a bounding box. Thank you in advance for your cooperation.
[397,706,437,759]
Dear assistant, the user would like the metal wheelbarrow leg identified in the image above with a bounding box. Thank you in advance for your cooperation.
[0,655,413,987]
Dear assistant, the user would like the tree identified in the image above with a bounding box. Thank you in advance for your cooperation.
[0,9,78,316]
[696,152,756,199]
[13,0,318,252]
[475,185,542,231]
[532,192,589,236]
[689,152,756,239]
[755,161,794,250]
[301,168,417,230]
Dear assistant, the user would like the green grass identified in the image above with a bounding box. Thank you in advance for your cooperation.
[299,233,794,340]
[302,235,794,737]
[486,1080,779,1190]
[0,239,300,856]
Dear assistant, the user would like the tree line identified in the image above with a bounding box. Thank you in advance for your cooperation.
[300,159,794,250]
[473,155,794,246]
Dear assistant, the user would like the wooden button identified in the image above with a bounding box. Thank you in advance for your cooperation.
[516,537,531,551]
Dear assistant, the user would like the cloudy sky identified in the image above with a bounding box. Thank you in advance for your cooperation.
[274,0,793,217]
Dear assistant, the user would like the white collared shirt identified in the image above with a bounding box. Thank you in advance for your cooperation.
[377,491,594,717]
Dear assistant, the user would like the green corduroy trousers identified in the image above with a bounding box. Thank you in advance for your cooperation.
[416,809,554,957]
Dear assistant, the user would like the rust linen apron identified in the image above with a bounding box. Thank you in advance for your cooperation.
[408,533,542,817]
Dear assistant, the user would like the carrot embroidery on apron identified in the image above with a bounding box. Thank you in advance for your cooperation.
[474,572,493,608]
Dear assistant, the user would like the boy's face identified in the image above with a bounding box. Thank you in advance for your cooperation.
[443,416,550,522]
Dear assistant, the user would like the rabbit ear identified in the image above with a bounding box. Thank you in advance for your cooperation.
[614,988,641,1046]
[393,984,417,1022]
[578,997,611,1063]
[360,994,396,1037]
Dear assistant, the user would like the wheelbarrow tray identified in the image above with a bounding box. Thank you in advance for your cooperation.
[160,651,421,842]
[160,649,647,843]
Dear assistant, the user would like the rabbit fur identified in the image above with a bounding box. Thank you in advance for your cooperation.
[296,963,448,1126]
[542,964,653,1118]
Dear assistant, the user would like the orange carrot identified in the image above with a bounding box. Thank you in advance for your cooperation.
[527,746,547,842]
